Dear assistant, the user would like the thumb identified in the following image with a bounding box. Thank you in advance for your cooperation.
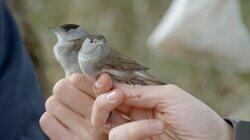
[115,84,184,109]
[109,119,164,140]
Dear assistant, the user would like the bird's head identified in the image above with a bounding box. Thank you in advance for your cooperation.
[49,24,88,42]
[81,34,108,55]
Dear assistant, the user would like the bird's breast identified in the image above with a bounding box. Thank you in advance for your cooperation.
[78,56,102,78]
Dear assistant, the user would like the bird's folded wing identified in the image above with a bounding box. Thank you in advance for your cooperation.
[100,48,148,71]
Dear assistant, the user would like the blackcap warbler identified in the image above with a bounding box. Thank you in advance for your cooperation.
[78,34,165,85]
[50,24,89,76]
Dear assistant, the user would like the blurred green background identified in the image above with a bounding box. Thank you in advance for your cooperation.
[6,0,250,120]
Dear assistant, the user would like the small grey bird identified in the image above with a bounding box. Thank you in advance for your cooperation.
[78,34,165,85]
[50,24,89,76]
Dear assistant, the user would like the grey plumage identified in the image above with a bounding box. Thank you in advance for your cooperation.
[50,24,89,76]
[78,34,165,85]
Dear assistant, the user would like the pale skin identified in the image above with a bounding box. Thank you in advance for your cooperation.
[40,73,234,140]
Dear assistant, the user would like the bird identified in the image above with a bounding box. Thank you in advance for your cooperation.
[50,24,89,76]
[78,34,165,85]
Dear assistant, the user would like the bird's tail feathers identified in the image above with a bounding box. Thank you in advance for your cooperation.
[135,71,166,85]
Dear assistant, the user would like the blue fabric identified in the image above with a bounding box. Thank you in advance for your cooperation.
[225,119,250,140]
[0,2,47,140]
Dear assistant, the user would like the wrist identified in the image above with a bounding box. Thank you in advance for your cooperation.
[219,121,234,140]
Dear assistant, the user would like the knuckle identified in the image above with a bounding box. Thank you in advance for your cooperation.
[39,112,52,131]
[165,84,179,91]
[109,123,142,140]
[69,73,85,86]
[53,79,68,95]
[45,96,58,111]
[109,89,123,104]
[90,117,101,128]
[130,122,142,135]
[109,128,127,140]
[93,94,106,111]
[90,117,97,127]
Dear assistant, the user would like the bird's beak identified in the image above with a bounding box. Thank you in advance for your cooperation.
[48,27,58,32]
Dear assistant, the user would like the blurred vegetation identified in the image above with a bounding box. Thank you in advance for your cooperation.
[6,0,250,120]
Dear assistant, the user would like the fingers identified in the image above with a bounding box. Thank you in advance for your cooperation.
[109,119,165,140]
[40,112,72,140]
[53,79,94,118]
[93,74,184,110]
[91,89,127,128]
[116,84,186,109]
[69,73,94,97]
[93,73,113,96]
[45,96,89,133]
[42,97,107,139]
[129,108,153,121]
[93,74,132,115]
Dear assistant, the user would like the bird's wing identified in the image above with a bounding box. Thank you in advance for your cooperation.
[99,48,148,71]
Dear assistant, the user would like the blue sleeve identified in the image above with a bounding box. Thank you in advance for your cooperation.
[225,119,250,140]
[0,2,48,140]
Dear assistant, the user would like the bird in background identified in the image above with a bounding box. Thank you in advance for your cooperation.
[51,24,165,85]
[50,24,89,76]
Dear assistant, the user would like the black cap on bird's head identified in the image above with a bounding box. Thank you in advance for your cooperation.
[49,24,89,42]
[49,24,80,32]
[59,24,80,32]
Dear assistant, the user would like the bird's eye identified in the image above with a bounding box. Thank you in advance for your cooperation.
[90,39,93,43]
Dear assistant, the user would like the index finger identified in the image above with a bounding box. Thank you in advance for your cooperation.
[93,73,113,96]
[115,84,180,109]
[69,73,95,98]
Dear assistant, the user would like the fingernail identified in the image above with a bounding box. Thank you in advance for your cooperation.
[106,91,118,102]
[149,120,164,134]
[94,76,104,89]
[94,80,102,89]
[53,79,67,93]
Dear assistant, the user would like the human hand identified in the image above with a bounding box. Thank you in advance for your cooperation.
[39,73,165,140]
[92,74,234,140]
[40,72,233,140]
[39,74,108,140]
